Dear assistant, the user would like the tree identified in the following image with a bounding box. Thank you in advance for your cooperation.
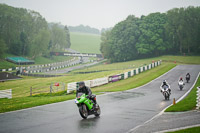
[30,29,50,58]
[0,38,7,57]
[64,26,71,48]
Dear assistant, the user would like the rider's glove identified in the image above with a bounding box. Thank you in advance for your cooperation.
[86,96,90,99]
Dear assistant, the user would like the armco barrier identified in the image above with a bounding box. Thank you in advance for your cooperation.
[0,57,78,73]
[67,60,162,93]
[197,86,200,109]
[109,75,121,82]
[90,77,109,87]
[67,82,77,93]
[124,72,128,79]
[0,89,12,99]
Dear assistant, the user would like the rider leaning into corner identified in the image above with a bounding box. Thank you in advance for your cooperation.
[160,80,171,94]
[76,81,97,105]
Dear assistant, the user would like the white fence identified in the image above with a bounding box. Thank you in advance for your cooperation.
[67,82,77,93]
[90,77,109,87]
[67,60,162,93]
[0,89,12,99]
[0,57,78,73]
[197,86,200,109]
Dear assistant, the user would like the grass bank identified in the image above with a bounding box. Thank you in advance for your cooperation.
[1,55,200,113]
[92,63,175,92]
[165,75,200,112]
[167,126,200,133]
[0,62,175,113]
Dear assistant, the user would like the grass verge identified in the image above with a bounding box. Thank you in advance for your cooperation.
[165,75,200,112]
[167,126,200,133]
[92,63,176,92]
[0,63,176,113]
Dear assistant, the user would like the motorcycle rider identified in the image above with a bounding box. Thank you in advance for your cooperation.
[160,80,171,94]
[178,77,185,86]
[76,81,97,104]
[178,77,184,82]
[186,73,190,81]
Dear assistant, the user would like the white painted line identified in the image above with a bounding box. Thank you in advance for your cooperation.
[155,124,200,133]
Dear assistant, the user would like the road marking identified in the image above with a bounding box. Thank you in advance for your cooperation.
[154,124,200,133]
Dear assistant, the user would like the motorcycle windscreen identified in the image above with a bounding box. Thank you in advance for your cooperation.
[77,92,84,98]
[163,85,168,90]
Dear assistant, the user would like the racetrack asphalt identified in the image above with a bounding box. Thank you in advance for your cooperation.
[133,110,200,133]
[0,65,200,133]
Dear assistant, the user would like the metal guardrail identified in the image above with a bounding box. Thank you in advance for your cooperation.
[67,60,162,93]
[197,86,200,109]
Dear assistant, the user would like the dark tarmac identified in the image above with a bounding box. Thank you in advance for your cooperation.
[0,65,200,133]
[132,110,200,133]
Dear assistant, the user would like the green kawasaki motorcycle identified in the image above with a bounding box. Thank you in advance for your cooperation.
[75,92,101,119]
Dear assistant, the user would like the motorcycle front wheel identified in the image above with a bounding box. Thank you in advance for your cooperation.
[79,104,88,119]
[164,92,169,100]
[94,104,101,117]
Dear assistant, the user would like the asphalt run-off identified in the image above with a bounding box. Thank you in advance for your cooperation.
[0,65,200,133]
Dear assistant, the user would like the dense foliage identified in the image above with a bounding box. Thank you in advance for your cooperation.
[100,6,200,62]
[0,4,71,58]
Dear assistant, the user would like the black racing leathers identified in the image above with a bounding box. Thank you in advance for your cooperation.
[76,86,92,97]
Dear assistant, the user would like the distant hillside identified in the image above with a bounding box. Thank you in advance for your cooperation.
[68,25,100,34]
[70,32,101,54]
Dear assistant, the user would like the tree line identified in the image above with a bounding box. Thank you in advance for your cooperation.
[100,6,200,62]
[0,4,71,58]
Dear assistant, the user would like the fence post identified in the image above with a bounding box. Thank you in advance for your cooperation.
[196,86,200,109]
[30,87,32,96]
[50,84,52,93]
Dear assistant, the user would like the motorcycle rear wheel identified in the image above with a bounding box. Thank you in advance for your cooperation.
[94,104,101,117]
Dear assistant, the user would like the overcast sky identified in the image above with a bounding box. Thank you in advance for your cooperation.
[0,0,200,29]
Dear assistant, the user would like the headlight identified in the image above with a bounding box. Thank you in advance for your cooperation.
[75,99,79,104]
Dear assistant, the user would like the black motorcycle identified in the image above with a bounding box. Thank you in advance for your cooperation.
[186,74,190,83]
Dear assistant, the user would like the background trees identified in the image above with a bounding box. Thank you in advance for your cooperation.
[100,6,200,62]
[0,4,71,59]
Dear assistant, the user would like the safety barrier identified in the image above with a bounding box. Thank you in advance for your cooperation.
[197,86,200,109]
[67,82,77,93]
[0,89,12,99]
[0,57,77,73]
[67,60,162,93]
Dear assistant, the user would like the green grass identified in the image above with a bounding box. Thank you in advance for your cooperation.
[0,55,200,113]
[92,63,175,92]
[0,62,175,113]
[165,75,200,112]
[0,94,75,113]
[0,57,160,98]
[167,126,200,133]
[0,59,16,69]
[154,55,200,64]
[70,32,101,54]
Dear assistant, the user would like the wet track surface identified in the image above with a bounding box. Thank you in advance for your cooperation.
[0,65,200,133]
